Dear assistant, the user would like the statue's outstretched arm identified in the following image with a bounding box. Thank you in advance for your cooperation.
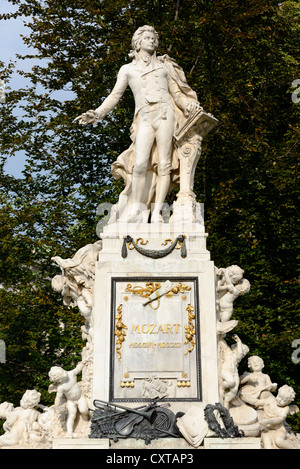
[74,66,128,125]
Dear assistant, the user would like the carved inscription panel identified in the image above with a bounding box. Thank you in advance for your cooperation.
[110,277,202,402]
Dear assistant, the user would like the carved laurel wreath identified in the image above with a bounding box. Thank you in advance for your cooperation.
[203,403,244,439]
[121,235,187,259]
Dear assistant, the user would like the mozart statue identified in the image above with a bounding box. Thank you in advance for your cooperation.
[75,25,217,224]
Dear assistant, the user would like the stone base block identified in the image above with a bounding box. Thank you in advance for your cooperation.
[52,438,110,449]
[203,437,261,449]
[110,437,194,449]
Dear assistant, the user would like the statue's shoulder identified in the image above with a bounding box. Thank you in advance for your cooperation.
[119,63,130,73]
[157,54,186,80]
[157,54,176,63]
[118,61,138,78]
[157,54,180,69]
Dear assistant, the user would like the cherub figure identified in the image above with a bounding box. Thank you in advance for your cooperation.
[245,385,299,449]
[218,334,249,409]
[217,265,250,323]
[142,374,171,399]
[0,390,42,447]
[239,355,277,404]
[48,362,90,437]
[51,240,102,320]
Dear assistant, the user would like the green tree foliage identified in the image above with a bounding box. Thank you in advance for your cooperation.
[0,0,299,430]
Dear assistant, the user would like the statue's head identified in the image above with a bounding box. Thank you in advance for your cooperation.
[248,355,264,371]
[276,385,295,406]
[49,365,67,383]
[227,265,244,285]
[129,25,159,59]
[0,401,14,419]
[51,274,63,292]
[20,389,41,409]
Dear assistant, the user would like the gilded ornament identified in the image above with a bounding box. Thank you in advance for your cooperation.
[184,304,196,355]
[165,282,191,298]
[114,304,127,361]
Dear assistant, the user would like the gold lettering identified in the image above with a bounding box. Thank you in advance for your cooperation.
[129,342,157,348]
[141,324,149,333]
[129,341,182,349]
[131,323,181,334]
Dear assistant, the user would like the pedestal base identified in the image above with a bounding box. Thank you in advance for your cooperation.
[110,437,194,450]
[52,438,110,449]
[92,224,219,410]
[51,437,261,450]
[203,437,261,449]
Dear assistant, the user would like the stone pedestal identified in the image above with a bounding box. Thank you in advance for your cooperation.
[52,438,110,449]
[110,437,193,449]
[203,437,262,449]
[91,221,219,419]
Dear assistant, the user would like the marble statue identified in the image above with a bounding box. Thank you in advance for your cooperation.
[239,356,277,404]
[216,265,250,334]
[244,384,299,449]
[228,355,277,438]
[0,390,42,447]
[218,334,249,409]
[142,374,172,399]
[48,361,90,438]
[217,265,250,322]
[51,240,102,322]
[51,240,102,401]
[75,25,217,224]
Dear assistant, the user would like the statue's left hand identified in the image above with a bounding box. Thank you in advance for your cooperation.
[185,101,203,116]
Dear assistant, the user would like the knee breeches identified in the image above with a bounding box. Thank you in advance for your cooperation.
[133,103,175,176]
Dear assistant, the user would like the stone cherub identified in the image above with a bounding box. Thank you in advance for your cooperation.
[51,240,102,322]
[245,384,299,449]
[239,355,278,404]
[48,361,90,438]
[142,374,171,399]
[218,334,249,409]
[0,390,42,447]
[217,265,251,323]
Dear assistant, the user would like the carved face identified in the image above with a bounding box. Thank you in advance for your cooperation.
[20,390,41,409]
[139,31,158,54]
[248,356,264,372]
[51,274,63,292]
[0,401,14,419]
[228,266,244,285]
[49,366,67,383]
[276,385,295,407]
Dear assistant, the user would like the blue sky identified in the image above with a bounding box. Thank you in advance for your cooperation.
[0,0,74,177]
[1,1,34,176]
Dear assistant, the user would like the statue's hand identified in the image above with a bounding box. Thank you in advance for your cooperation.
[185,101,203,116]
[74,109,100,125]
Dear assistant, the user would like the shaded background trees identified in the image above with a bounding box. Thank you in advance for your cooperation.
[0,0,299,430]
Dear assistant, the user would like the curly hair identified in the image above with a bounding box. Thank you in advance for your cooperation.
[129,25,159,59]
[278,384,296,402]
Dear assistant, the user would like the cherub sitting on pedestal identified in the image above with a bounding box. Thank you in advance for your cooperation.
[245,384,299,449]
[0,390,42,447]
[48,361,90,438]
[239,355,277,404]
